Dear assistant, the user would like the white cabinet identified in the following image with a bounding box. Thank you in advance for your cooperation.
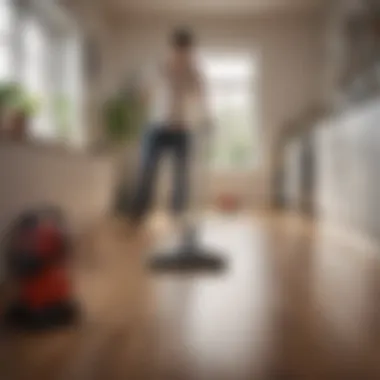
[315,98,380,243]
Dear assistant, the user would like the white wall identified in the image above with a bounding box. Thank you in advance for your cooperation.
[90,12,325,208]
[0,143,114,281]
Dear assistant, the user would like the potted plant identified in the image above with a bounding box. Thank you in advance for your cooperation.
[8,90,40,141]
[104,88,145,148]
[103,83,147,215]
[0,82,20,137]
[0,83,40,141]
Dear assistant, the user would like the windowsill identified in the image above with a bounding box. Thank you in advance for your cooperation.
[210,166,258,174]
[0,136,108,158]
[209,169,258,178]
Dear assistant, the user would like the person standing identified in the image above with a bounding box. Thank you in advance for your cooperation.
[130,27,210,224]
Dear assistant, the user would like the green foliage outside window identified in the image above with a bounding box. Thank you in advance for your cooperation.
[210,105,255,170]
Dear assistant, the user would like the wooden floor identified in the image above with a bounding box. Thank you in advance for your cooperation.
[1,212,380,380]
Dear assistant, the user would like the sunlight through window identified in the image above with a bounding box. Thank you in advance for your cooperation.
[0,0,12,80]
[200,53,258,171]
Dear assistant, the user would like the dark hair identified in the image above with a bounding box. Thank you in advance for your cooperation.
[171,27,194,49]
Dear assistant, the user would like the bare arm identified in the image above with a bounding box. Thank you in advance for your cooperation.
[138,64,157,107]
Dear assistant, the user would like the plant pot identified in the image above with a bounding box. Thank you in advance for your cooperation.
[10,112,28,141]
[0,109,5,138]
[112,142,140,216]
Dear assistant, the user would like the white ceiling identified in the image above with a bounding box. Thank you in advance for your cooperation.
[60,0,325,35]
[110,0,322,15]
[63,0,323,18]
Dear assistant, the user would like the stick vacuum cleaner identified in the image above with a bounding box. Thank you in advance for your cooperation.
[149,127,226,272]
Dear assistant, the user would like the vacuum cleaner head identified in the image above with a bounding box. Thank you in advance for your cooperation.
[149,223,226,273]
[149,246,226,273]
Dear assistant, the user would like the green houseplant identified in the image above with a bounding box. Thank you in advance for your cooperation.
[0,82,40,140]
[8,89,40,140]
[104,86,146,147]
[0,82,18,107]
[103,84,147,215]
[0,82,20,131]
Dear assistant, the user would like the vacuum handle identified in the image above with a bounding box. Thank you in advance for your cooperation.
[190,123,213,212]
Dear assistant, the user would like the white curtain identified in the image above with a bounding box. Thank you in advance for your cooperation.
[0,0,12,80]
[65,36,83,146]
[24,16,50,140]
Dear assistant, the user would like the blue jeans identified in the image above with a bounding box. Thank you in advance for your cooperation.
[130,127,191,220]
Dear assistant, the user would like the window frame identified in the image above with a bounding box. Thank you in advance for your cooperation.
[0,0,14,81]
[200,51,259,173]
[0,0,84,146]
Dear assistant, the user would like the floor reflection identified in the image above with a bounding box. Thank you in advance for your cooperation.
[2,213,380,379]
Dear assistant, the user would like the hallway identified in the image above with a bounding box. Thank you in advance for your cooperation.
[1,213,380,380]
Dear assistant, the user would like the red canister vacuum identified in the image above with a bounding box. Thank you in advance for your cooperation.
[4,207,78,330]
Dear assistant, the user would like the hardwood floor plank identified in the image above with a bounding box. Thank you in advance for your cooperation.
[1,213,379,379]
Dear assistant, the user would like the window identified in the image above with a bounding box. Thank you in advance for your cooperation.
[0,1,83,146]
[0,0,13,80]
[62,37,83,146]
[49,34,83,146]
[23,15,50,140]
[201,54,258,171]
